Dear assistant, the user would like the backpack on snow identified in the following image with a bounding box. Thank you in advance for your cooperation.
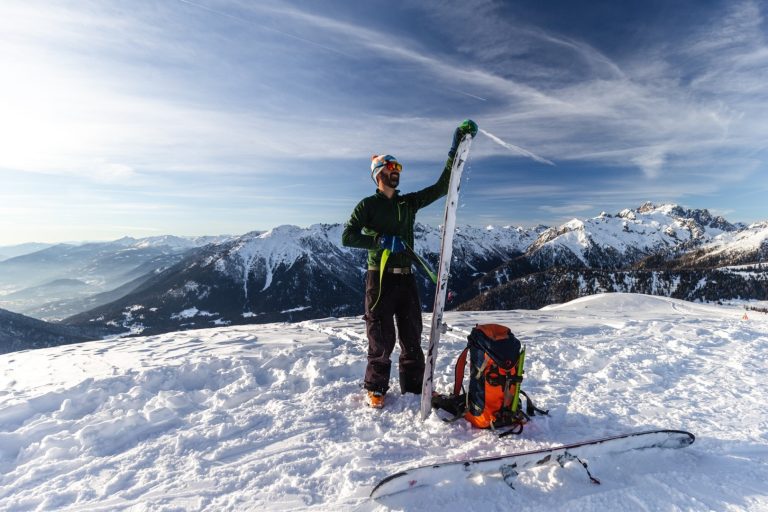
[431,324,548,436]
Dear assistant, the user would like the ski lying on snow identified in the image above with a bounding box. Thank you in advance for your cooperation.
[370,429,695,499]
[420,134,474,420]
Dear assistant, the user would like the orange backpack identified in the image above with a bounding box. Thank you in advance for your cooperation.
[432,324,548,435]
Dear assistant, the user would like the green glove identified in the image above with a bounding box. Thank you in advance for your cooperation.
[459,119,478,137]
[449,119,479,157]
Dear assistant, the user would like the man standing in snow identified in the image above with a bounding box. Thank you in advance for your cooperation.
[342,120,478,408]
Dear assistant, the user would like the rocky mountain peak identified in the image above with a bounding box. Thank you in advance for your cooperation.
[637,201,661,213]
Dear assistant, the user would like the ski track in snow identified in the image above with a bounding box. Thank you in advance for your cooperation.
[1,293,768,511]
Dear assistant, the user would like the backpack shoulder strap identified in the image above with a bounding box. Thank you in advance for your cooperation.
[452,346,469,397]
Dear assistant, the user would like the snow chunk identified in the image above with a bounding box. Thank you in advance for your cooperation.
[170,308,216,320]
[281,306,311,314]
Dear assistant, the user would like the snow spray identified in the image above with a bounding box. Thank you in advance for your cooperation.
[479,128,555,166]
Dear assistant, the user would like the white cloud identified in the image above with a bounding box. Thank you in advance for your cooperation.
[4,0,762,183]
[470,184,572,199]
[630,149,667,179]
[94,164,138,183]
[539,203,595,215]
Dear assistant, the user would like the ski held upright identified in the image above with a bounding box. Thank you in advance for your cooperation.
[420,120,477,420]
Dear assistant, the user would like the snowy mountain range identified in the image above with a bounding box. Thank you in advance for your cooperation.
[466,203,767,310]
[525,203,740,269]
[60,223,539,336]
[0,235,233,319]
[0,242,55,262]
[56,202,767,339]
[1,202,766,346]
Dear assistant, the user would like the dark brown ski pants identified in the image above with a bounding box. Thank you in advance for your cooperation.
[362,270,425,394]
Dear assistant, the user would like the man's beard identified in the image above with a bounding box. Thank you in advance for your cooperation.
[384,172,400,188]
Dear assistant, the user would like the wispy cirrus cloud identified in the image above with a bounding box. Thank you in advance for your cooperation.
[539,203,596,215]
[5,0,763,180]
[396,0,768,180]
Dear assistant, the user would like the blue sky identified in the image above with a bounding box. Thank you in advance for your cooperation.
[1,0,766,244]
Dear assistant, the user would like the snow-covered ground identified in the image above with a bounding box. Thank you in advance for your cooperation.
[1,293,767,511]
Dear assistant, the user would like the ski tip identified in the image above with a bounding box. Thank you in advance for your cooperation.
[646,429,695,448]
[370,471,410,499]
[671,430,695,447]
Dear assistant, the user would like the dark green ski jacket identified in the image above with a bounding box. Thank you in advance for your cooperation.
[342,156,454,268]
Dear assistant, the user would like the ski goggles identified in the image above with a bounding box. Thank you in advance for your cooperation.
[383,161,402,172]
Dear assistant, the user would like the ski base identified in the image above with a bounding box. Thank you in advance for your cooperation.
[370,429,694,499]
